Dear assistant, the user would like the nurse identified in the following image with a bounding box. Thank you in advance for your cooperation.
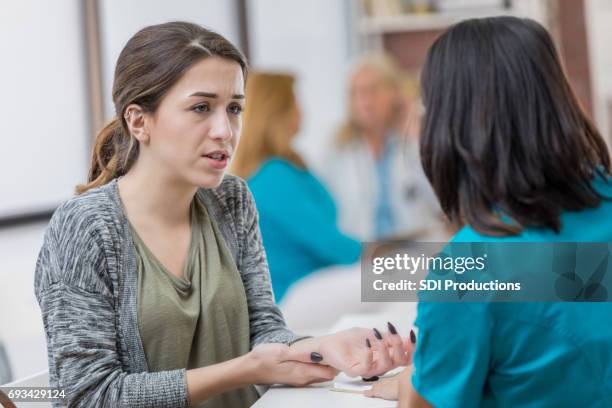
[366,16,612,407]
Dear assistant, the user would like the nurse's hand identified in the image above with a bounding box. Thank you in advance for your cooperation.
[365,366,433,408]
[364,374,401,400]
[246,343,338,386]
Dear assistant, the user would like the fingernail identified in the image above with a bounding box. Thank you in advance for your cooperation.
[373,328,383,340]
[362,376,379,382]
[410,329,417,344]
[387,321,398,335]
[366,338,372,348]
[310,352,323,363]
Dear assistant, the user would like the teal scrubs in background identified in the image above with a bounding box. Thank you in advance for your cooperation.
[247,158,361,301]
[412,176,612,407]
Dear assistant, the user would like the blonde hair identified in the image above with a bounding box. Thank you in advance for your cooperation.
[335,52,412,146]
[231,72,305,179]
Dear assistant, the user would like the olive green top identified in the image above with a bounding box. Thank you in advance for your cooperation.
[131,198,259,408]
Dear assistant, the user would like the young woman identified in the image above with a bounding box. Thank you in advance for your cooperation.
[319,53,443,242]
[231,72,361,301]
[366,16,612,407]
[34,22,411,407]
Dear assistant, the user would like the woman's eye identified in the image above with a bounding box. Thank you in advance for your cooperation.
[193,104,210,113]
[228,104,243,115]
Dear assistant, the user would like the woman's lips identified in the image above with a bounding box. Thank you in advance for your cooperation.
[202,155,229,170]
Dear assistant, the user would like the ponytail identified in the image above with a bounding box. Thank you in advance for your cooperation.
[75,116,138,194]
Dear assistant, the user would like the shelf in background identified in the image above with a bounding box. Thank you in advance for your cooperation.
[358,8,520,34]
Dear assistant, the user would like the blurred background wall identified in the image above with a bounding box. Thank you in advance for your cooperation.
[1,0,611,382]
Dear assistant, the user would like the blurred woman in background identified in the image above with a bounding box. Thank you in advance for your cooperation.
[319,53,444,242]
[232,72,361,302]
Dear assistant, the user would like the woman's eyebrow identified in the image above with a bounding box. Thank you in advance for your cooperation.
[189,91,245,99]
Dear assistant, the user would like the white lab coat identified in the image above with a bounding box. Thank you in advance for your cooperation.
[317,134,444,241]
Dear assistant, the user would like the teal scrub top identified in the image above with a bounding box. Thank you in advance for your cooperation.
[247,158,361,301]
[412,176,612,407]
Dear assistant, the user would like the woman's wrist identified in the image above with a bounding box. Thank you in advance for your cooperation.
[241,348,267,384]
[287,336,325,361]
[185,353,253,405]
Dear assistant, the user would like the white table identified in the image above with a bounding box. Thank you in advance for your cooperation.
[253,380,397,408]
[253,305,417,408]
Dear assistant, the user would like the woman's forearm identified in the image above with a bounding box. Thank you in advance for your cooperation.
[185,341,342,406]
[185,353,256,406]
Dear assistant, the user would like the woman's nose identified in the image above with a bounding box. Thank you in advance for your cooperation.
[208,111,233,141]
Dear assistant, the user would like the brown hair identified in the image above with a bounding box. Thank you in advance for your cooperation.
[231,72,305,179]
[76,21,247,194]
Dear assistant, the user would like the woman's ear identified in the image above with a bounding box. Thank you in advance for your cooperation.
[124,104,150,144]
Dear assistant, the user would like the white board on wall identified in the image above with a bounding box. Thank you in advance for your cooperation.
[97,0,240,120]
[0,0,89,218]
[0,0,241,219]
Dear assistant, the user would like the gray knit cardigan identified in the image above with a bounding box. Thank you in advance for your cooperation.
[34,176,301,407]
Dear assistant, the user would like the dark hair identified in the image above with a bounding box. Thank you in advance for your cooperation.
[419,16,610,236]
[76,21,247,194]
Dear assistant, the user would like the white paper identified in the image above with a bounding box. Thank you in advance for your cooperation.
[332,379,373,392]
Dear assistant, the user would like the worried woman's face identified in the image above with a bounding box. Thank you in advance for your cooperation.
[143,56,245,188]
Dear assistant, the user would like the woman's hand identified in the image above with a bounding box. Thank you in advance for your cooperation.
[246,343,338,387]
[185,343,337,405]
[288,324,414,378]
[362,324,414,377]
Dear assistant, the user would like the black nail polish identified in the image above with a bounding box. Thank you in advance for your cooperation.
[410,329,417,344]
[373,328,383,340]
[387,321,398,335]
[366,338,371,348]
[362,376,379,382]
[310,352,323,363]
